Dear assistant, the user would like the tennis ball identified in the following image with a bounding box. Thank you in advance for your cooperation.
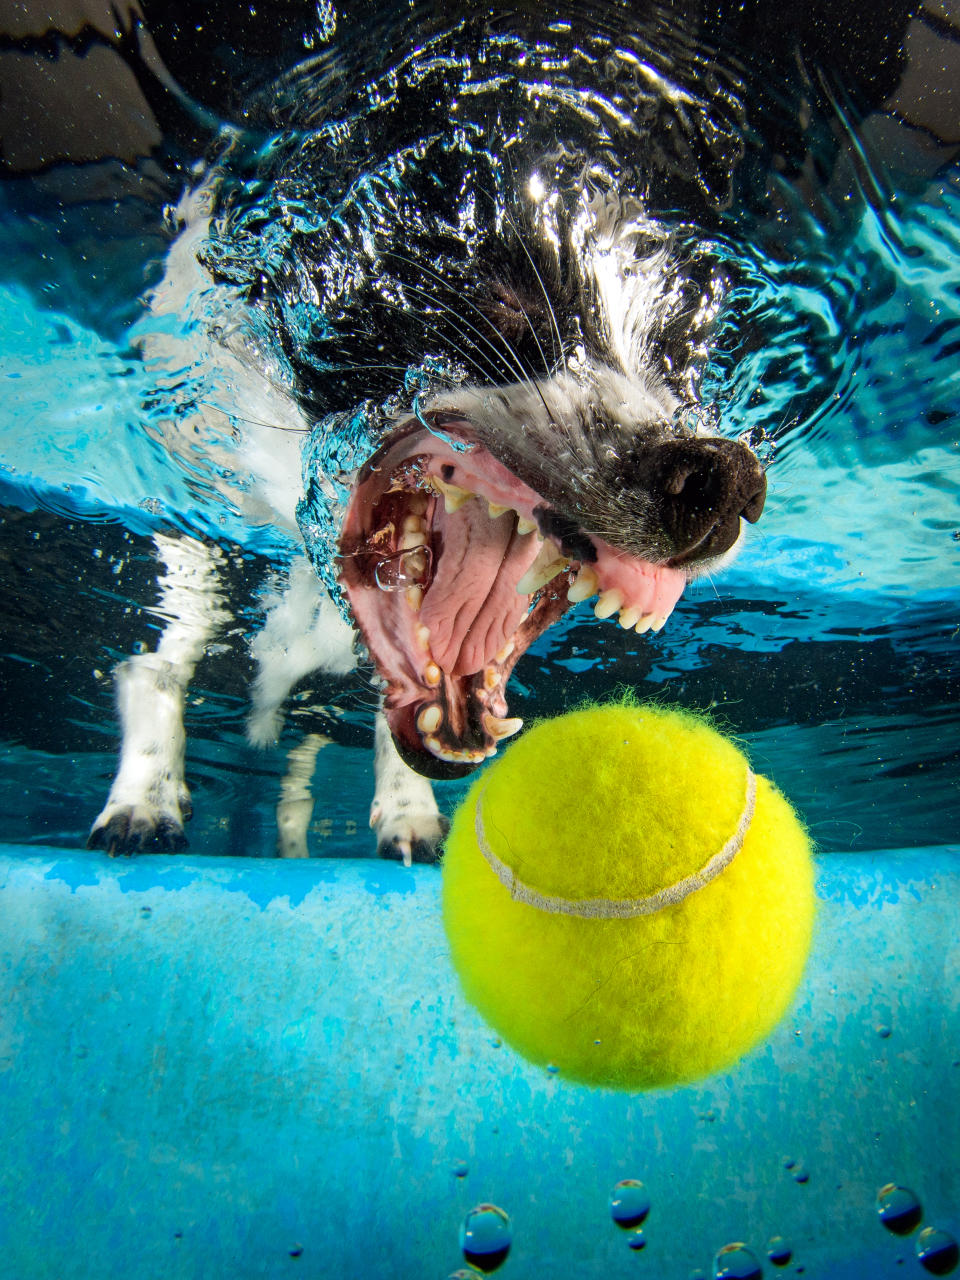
[441,703,815,1090]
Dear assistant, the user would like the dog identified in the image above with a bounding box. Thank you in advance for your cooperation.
[84,4,797,862]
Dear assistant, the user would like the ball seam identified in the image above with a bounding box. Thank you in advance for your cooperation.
[473,769,757,918]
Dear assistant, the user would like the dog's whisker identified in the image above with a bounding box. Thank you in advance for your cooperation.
[383,249,539,390]
[391,277,529,390]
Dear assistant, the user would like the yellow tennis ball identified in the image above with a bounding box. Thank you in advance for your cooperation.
[441,703,815,1090]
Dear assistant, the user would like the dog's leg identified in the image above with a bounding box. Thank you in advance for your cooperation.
[247,556,357,747]
[370,712,447,866]
[88,533,228,855]
[275,732,330,858]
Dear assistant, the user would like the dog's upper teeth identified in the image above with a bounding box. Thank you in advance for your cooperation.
[429,475,472,513]
[399,530,426,551]
[405,585,424,611]
[402,514,427,534]
[424,661,442,686]
[415,623,431,651]
[516,542,569,596]
[594,588,623,619]
[516,516,538,535]
[567,565,599,602]
[488,501,510,519]
[618,605,643,629]
[417,704,442,734]
[482,712,523,741]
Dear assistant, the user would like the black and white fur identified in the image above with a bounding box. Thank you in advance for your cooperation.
[88,21,775,863]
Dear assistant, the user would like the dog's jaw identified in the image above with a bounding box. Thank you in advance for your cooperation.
[332,360,758,778]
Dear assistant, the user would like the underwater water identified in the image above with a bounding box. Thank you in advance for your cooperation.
[2,167,957,855]
[0,3,958,1277]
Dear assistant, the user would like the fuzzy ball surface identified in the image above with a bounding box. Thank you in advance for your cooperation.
[441,703,816,1090]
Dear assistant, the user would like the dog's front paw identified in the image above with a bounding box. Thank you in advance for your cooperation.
[87,804,189,856]
[370,802,449,866]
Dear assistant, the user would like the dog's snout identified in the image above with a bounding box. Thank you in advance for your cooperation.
[644,436,766,565]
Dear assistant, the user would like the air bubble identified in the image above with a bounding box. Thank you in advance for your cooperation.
[625,1228,646,1251]
[452,1159,469,1178]
[877,1184,923,1236]
[767,1235,792,1266]
[916,1227,959,1275]
[374,544,432,590]
[609,1179,651,1229]
[714,1242,763,1279]
[460,1204,511,1273]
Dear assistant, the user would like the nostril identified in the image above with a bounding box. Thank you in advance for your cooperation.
[665,466,696,497]
[741,473,767,524]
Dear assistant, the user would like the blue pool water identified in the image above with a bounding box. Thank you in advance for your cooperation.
[0,4,958,1277]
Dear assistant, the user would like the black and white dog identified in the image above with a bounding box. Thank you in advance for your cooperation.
[76,0,931,862]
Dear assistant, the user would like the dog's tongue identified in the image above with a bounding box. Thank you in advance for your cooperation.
[420,498,544,677]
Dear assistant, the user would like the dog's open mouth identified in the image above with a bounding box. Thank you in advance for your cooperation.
[338,415,688,777]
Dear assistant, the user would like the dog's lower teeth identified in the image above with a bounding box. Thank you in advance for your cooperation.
[516,516,538,536]
[424,661,441,686]
[405,585,423,610]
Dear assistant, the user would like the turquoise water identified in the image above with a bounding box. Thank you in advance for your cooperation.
[1,168,957,852]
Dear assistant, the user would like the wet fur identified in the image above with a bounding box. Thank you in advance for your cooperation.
[89,34,759,860]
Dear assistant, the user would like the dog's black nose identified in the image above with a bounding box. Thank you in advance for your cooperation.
[644,436,767,565]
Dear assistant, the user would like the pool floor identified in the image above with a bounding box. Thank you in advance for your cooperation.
[0,846,957,1279]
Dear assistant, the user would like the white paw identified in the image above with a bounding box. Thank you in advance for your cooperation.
[87,800,189,856]
[370,801,448,866]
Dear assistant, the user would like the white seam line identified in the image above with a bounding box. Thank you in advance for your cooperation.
[474,770,757,919]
